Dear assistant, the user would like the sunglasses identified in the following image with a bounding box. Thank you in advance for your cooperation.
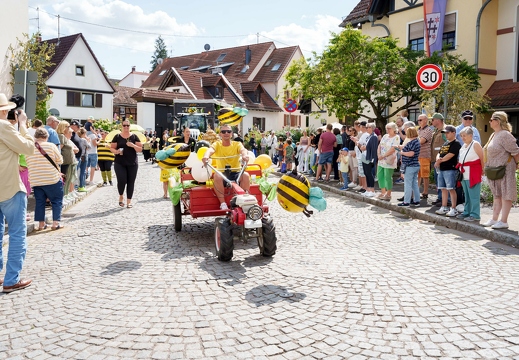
[490,118,498,122]
[122,124,130,127]
[220,130,232,134]
[463,117,473,120]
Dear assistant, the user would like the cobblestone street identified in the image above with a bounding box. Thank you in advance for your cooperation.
[1,157,519,359]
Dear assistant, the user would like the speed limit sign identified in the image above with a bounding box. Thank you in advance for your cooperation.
[416,64,443,91]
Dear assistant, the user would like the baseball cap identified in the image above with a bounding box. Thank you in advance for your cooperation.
[341,147,349,152]
[431,113,444,120]
[70,120,81,127]
[461,110,474,119]
[441,125,456,133]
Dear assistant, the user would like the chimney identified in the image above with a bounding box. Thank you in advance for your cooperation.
[245,46,251,65]
[132,66,136,73]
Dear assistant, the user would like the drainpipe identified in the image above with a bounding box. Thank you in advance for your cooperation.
[368,15,390,37]
[475,0,493,72]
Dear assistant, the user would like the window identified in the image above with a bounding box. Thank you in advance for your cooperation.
[408,13,457,52]
[216,53,226,62]
[271,63,281,71]
[240,65,248,74]
[75,65,84,76]
[66,91,103,108]
[284,114,301,127]
[264,59,272,67]
[214,86,223,99]
[179,66,189,70]
[253,89,261,103]
[82,93,94,107]
[408,108,421,123]
[159,70,167,76]
[253,117,265,131]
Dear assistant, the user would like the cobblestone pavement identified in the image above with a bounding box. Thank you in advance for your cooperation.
[1,157,519,360]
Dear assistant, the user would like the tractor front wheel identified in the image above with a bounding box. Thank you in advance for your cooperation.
[215,217,234,261]
[261,216,277,257]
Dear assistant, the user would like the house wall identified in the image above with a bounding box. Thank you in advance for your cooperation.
[0,0,28,94]
[46,36,114,120]
[119,73,149,88]
[137,102,156,131]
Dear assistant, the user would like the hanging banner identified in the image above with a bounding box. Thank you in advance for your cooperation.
[423,0,448,57]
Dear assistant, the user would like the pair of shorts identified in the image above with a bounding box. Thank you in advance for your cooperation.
[418,158,431,178]
[86,153,98,168]
[160,169,174,182]
[318,151,333,165]
[437,169,457,190]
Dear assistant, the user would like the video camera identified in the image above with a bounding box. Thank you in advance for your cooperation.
[7,94,25,120]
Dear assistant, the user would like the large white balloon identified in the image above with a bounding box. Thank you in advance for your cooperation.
[247,151,256,164]
[184,152,198,168]
[191,161,212,183]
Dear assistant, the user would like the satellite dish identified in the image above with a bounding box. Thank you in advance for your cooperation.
[157,58,164,65]
[49,108,60,117]
[204,44,211,51]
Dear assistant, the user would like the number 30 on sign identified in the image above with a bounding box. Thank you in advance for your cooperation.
[416,64,443,91]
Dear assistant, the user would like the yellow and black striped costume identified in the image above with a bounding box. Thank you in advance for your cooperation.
[156,143,191,169]
[277,172,310,213]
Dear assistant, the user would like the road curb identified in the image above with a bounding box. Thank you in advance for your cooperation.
[318,181,519,249]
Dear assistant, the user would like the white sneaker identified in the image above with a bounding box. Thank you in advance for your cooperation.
[446,208,458,217]
[491,221,509,229]
[435,206,449,215]
[482,219,498,227]
[348,182,356,188]
[353,185,363,191]
[456,204,464,213]
[363,191,375,198]
[220,203,228,210]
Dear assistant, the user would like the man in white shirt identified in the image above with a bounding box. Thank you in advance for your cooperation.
[267,130,277,160]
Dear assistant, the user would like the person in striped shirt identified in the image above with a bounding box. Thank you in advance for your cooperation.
[26,128,64,230]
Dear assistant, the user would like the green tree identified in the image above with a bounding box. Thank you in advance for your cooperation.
[7,32,55,120]
[150,36,168,72]
[284,27,423,130]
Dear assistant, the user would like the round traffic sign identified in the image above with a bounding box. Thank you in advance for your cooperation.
[284,98,298,113]
[416,64,443,91]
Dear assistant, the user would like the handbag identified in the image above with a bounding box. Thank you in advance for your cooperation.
[35,142,64,184]
[456,141,473,183]
[484,155,511,180]
[280,162,287,173]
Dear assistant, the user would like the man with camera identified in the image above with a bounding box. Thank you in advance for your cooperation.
[0,93,35,293]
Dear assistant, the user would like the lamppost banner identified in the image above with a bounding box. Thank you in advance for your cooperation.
[423,0,448,57]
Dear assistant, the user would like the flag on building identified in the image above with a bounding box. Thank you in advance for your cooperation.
[423,0,448,57]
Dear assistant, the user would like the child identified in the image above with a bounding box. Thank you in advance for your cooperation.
[338,148,350,190]
[161,168,174,199]
[348,128,358,187]
[276,138,284,170]
[284,139,294,171]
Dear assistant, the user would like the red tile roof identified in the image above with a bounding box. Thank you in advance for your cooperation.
[340,0,372,27]
[113,86,139,106]
[141,42,276,89]
[252,46,300,83]
[43,33,115,92]
[486,79,519,108]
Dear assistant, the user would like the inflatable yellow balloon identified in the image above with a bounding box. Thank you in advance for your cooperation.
[196,147,208,161]
[254,154,272,170]
[277,172,310,213]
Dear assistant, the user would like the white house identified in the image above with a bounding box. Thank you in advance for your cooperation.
[0,0,28,94]
[118,66,149,88]
[43,33,114,122]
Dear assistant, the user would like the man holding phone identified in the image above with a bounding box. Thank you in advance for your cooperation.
[0,93,35,292]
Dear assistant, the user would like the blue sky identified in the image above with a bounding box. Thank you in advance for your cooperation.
[28,0,357,79]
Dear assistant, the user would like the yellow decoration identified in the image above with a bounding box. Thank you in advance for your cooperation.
[157,143,191,169]
[196,147,208,161]
[277,172,310,213]
[254,154,273,170]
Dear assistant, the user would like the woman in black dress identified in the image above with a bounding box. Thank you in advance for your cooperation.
[110,120,142,208]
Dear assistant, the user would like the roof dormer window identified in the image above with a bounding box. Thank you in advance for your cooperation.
[76,65,84,76]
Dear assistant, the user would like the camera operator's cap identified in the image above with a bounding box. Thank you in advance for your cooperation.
[461,110,474,119]
[431,113,444,120]
[441,125,456,133]
[0,93,16,111]
[70,120,81,127]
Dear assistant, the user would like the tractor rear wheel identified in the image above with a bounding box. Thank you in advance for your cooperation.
[215,217,234,261]
[173,202,182,232]
[261,216,277,257]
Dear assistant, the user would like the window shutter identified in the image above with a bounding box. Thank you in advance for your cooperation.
[444,13,456,33]
[409,21,424,41]
[67,91,74,106]
[74,92,81,106]
[95,94,103,108]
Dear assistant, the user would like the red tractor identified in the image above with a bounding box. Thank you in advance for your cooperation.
[172,158,277,261]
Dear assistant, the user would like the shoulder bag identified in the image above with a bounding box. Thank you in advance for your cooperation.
[456,141,473,182]
[35,142,65,183]
[483,133,512,180]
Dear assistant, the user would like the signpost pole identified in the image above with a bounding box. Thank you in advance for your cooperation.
[443,68,449,120]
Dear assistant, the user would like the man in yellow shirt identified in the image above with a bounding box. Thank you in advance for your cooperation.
[202,124,250,210]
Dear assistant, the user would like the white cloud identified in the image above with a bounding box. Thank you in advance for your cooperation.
[240,15,341,55]
[29,0,202,53]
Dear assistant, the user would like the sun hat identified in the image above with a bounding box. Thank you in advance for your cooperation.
[0,93,16,111]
